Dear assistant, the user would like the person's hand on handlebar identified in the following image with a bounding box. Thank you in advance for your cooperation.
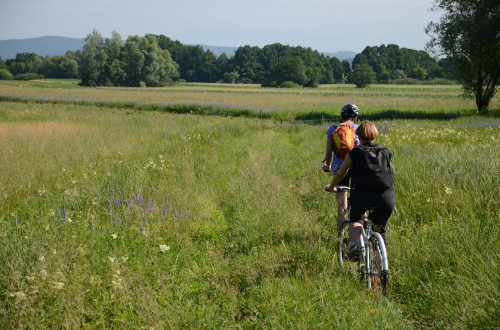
[325,184,337,192]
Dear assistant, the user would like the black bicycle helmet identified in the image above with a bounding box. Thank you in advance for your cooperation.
[340,103,359,118]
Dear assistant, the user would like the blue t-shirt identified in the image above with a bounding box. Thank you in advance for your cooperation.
[326,123,360,173]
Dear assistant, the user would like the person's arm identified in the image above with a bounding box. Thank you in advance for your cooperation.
[325,154,352,192]
[322,136,333,172]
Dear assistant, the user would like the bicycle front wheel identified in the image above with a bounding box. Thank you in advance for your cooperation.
[337,221,351,267]
[367,232,389,295]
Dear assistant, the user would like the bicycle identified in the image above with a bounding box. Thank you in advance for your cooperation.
[335,186,389,295]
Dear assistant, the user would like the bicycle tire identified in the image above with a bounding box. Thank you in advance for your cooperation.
[367,232,389,295]
[337,221,351,267]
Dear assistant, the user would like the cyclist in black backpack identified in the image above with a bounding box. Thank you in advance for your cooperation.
[325,120,395,259]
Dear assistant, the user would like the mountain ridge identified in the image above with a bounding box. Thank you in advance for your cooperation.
[0,36,356,61]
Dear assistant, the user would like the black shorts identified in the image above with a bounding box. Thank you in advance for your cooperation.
[349,187,396,238]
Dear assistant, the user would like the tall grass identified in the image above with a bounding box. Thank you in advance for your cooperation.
[0,91,498,328]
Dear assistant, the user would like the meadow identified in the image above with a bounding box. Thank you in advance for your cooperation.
[0,81,499,328]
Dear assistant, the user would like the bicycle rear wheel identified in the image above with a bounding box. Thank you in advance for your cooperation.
[367,232,389,295]
[337,221,351,267]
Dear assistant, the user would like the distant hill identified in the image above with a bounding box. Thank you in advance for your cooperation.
[195,45,239,58]
[322,51,357,62]
[0,36,85,59]
[0,36,357,61]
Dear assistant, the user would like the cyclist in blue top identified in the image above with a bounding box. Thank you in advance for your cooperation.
[322,104,360,231]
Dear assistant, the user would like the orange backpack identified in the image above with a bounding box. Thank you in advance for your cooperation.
[332,124,355,159]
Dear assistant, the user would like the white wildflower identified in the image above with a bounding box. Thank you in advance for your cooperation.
[159,245,170,253]
[445,187,453,196]
[10,292,26,300]
[111,233,118,239]
[112,279,123,290]
[53,282,65,289]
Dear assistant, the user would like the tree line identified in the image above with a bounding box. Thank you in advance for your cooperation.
[0,30,454,87]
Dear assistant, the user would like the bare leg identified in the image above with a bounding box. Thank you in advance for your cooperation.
[350,221,363,243]
[336,191,348,231]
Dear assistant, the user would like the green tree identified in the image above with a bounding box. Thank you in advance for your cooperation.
[103,31,125,85]
[304,66,321,87]
[340,59,352,83]
[392,69,407,80]
[0,68,13,80]
[7,53,43,76]
[122,36,145,86]
[374,62,391,82]
[268,56,307,87]
[215,53,230,76]
[352,63,376,88]
[222,71,239,83]
[410,65,428,80]
[233,45,262,83]
[121,34,178,87]
[426,0,500,114]
[141,34,178,86]
[42,54,78,78]
[353,44,442,83]
[79,30,107,86]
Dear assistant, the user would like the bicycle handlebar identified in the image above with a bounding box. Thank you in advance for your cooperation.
[335,186,350,192]
[325,185,351,193]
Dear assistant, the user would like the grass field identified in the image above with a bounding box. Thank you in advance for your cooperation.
[0,81,499,328]
[2,79,496,120]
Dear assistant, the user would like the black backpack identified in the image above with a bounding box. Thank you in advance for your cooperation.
[352,144,393,190]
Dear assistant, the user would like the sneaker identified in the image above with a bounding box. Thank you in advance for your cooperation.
[347,243,360,262]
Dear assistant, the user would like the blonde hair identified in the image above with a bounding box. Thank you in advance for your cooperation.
[355,120,378,142]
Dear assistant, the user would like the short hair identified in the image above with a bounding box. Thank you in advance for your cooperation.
[355,121,378,141]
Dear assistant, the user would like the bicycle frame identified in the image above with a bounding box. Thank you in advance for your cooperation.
[359,218,389,276]
[334,185,389,294]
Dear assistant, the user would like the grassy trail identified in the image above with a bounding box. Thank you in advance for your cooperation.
[0,82,498,327]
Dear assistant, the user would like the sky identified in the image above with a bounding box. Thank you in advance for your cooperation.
[0,0,441,53]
